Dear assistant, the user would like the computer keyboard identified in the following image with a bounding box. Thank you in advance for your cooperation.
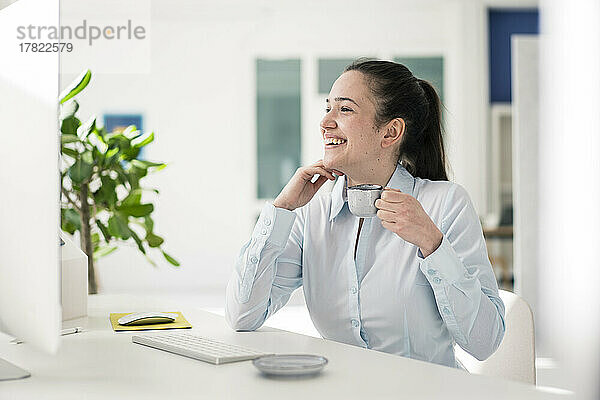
[132,332,273,365]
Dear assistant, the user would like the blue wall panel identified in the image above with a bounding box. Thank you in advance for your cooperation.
[489,9,539,103]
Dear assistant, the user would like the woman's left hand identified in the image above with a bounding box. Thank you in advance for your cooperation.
[375,188,443,258]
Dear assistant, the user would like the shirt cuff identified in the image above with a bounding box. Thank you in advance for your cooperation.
[253,203,296,248]
[417,236,466,287]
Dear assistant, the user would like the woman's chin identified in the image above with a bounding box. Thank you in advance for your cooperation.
[322,156,341,171]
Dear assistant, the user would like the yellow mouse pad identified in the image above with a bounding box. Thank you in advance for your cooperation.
[109,312,192,332]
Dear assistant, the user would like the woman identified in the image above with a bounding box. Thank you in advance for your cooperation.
[225,59,505,368]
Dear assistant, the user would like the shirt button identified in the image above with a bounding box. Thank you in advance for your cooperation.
[250,256,258,263]
[443,307,451,315]
[427,269,436,275]
[350,287,357,294]
[264,218,271,226]
[261,228,268,235]
[351,319,359,328]
[433,277,442,284]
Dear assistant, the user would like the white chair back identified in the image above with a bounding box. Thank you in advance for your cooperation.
[455,289,536,384]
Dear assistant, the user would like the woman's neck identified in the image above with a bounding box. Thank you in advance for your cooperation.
[345,160,397,188]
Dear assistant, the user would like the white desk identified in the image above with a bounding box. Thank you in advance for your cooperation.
[0,294,567,399]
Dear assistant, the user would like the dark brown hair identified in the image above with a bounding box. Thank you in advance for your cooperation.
[344,58,448,181]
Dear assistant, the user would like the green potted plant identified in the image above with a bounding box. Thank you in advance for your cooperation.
[59,70,179,294]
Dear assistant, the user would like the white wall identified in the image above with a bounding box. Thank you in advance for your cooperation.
[0,0,61,352]
[59,0,533,296]
[539,0,600,397]
[511,35,540,347]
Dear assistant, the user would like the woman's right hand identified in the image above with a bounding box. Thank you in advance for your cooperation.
[273,160,342,211]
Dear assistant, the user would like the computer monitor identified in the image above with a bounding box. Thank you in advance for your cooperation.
[0,0,61,380]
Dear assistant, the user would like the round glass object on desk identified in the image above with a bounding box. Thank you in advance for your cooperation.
[252,354,328,377]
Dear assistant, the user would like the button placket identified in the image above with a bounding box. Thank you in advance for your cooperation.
[349,217,371,346]
[345,233,363,346]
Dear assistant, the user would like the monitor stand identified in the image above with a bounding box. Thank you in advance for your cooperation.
[0,358,30,381]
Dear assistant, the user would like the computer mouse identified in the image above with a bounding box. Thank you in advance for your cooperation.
[118,312,178,326]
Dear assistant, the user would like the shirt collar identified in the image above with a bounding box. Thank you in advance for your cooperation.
[329,163,416,221]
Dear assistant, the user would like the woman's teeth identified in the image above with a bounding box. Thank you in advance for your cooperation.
[325,138,347,145]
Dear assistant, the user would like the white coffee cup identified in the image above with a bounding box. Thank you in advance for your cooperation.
[347,184,383,218]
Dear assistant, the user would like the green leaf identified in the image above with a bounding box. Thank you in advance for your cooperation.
[130,230,146,254]
[117,203,154,217]
[101,174,117,191]
[123,147,141,161]
[121,189,142,206]
[125,166,146,189]
[122,125,140,139]
[61,222,77,235]
[130,159,166,171]
[61,134,79,145]
[61,116,81,135]
[96,219,112,242]
[93,175,118,207]
[145,233,164,248]
[102,147,121,168]
[92,127,107,143]
[82,151,94,164]
[91,232,100,246]
[61,208,81,234]
[64,208,81,226]
[89,130,108,156]
[107,213,131,239]
[64,208,81,227]
[131,165,148,178]
[59,69,92,104]
[106,133,130,148]
[131,131,154,148]
[77,116,96,140]
[162,251,180,267]
[143,216,154,232]
[129,160,148,170]
[106,147,119,158]
[92,146,103,165]
[61,147,80,159]
[94,245,117,259]
[113,166,130,187]
[68,158,93,184]
[59,99,79,120]
[93,126,107,141]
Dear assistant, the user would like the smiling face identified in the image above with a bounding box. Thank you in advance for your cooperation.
[321,71,387,179]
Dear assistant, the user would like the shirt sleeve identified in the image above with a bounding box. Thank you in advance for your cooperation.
[225,202,304,331]
[417,184,506,361]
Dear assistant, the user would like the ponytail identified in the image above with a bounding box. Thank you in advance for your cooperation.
[344,59,448,181]
[400,79,447,181]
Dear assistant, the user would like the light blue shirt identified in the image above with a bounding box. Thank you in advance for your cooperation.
[226,163,505,368]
